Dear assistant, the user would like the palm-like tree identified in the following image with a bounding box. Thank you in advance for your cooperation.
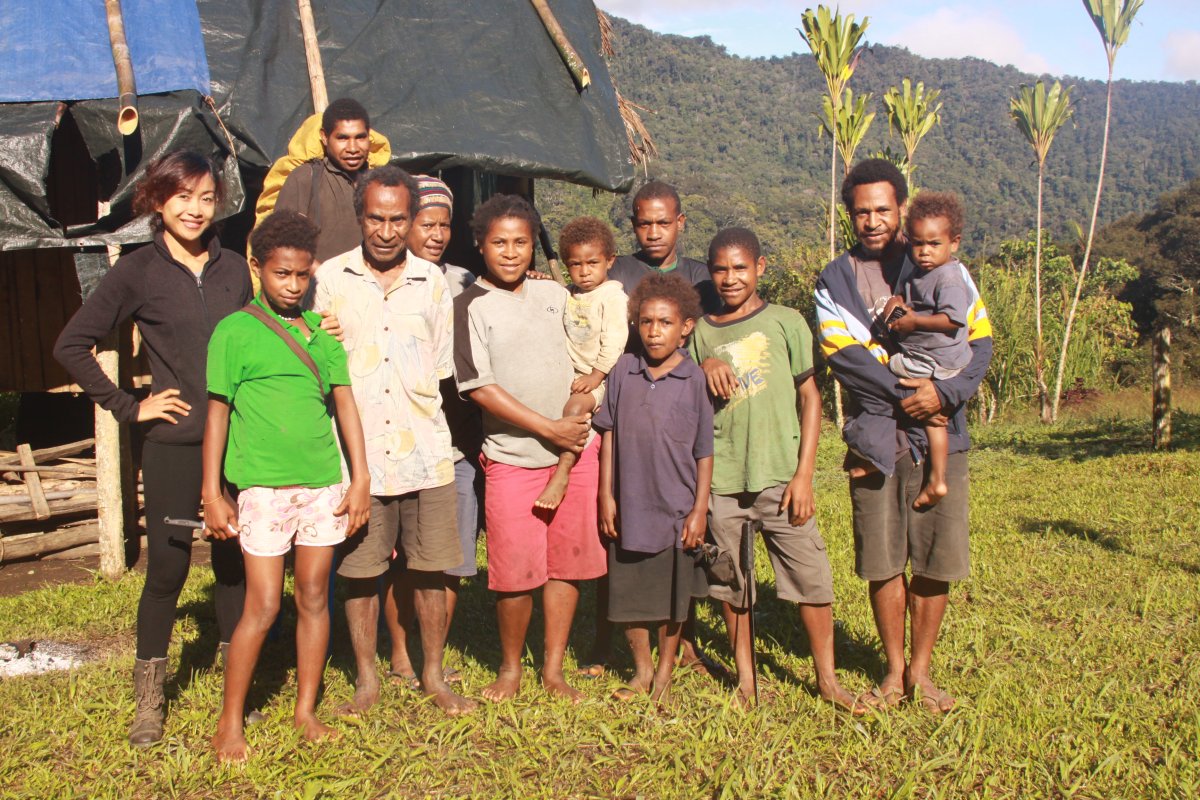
[883,78,943,172]
[820,87,876,179]
[1052,0,1143,421]
[1011,80,1074,422]
[798,6,869,263]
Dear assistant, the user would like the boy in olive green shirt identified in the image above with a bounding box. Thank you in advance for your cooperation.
[203,211,370,762]
[690,227,862,713]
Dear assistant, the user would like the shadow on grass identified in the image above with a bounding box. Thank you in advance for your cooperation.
[977,410,1199,461]
[1021,517,1200,576]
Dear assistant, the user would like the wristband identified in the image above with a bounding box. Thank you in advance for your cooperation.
[201,496,223,506]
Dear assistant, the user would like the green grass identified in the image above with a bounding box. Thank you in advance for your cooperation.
[1,398,1198,798]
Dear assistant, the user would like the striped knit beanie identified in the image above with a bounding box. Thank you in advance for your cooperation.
[415,175,453,213]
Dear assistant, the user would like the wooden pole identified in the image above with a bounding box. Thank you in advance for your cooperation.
[1152,327,1171,451]
[103,0,139,135]
[297,0,329,113]
[94,204,127,580]
[529,0,592,90]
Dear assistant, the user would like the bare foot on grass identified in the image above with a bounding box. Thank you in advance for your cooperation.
[212,723,249,763]
[818,683,867,716]
[913,480,948,510]
[481,667,522,702]
[534,474,569,510]
[649,678,673,705]
[295,714,340,742]
[426,686,477,716]
[542,670,586,704]
[335,678,380,718]
[732,683,755,709]
[906,673,956,714]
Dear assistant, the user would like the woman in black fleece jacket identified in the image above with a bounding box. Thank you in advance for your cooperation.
[54,151,253,746]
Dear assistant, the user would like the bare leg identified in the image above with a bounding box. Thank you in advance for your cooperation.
[864,575,907,708]
[411,569,475,715]
[483,591,532,701]
[293,545,339,741]
[906,576,954,713]
[383,566,417,680]
[615,624,655,699]
[652,622,682,703]
[541,579,585,703]
[339,577,381,715]
[720,602,756,707]
[535,394,593,510]
[914,426,950,509]
[212,552,283,762]
[798,603,863,714]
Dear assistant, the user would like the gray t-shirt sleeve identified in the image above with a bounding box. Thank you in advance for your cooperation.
[931,268,971,328]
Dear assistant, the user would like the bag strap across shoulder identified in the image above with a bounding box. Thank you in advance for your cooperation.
[241,302,325,396]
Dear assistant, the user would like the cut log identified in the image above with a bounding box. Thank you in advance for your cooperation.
[0,524,100,562]
[17,445,51,520]
[0,439,95,467]
[0,498,100,525]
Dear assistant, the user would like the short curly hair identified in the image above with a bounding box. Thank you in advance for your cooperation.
[470,194,541,245]
[707,226,761,265]
[906,191,965,239]
[322,97,369,134]
[250,210,320,263]
[841,158,909,209]
[628,272,702,325]
[132,150,224,228]
[632,179,682,217]
[354,165,420,220]
[559,216,616,260]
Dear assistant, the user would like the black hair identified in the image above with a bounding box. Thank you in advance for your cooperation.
[707,226,762,265]
[631,179,683,217]
[321,97,370,134]
[559,216,616,260]
[250,209,319,263]
[354,165,420,220]
[628,272,702,324]
[841,158,909,209]
[470,194,541,245]
[906,191,966,239]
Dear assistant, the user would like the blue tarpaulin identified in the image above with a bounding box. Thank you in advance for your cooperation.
[0,0,209,102]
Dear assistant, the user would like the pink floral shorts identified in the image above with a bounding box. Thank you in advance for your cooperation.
[236,484,348,557]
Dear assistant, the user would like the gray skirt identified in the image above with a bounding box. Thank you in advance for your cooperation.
[606,540,709,624]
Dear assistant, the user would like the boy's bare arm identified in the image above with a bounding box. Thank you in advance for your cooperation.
[597,429,618,540]
[780,375,821,526]
[201,397,238,539]
[468,383,590,453]
[331,385,371,535]
[682,455,713,549]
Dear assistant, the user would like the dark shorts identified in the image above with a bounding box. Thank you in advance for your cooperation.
[606,542,708,624]
[851,451,970,582]
[707,484,834,606]
[446,457,483,578]
[337,481,461,578]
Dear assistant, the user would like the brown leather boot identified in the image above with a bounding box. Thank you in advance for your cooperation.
[128,657,167,746]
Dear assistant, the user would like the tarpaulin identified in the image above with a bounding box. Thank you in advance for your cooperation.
[0,0,210,102]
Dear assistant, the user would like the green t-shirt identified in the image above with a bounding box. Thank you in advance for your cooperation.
[688,303,815,494]
[207,297,351,489]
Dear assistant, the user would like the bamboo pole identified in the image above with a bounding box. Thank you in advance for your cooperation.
[297,0,329,113]
[529,0,591,90]
[103,0,139,135]
[1152,328,1171,451]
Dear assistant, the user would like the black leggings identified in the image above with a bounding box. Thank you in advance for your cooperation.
[136,441,245,660]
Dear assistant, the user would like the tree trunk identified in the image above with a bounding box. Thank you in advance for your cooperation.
[1034,165,1050,422]
[1152,327,1171,450]
[828,140,844,429]
[1052,66,1113,422]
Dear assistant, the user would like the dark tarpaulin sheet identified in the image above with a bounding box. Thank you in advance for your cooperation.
[0,0,210,102]
[200,0,634,190]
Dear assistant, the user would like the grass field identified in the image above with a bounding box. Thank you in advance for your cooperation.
[1,391,1197,799]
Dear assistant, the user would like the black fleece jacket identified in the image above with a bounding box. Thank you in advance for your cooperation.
[54,232,253,445]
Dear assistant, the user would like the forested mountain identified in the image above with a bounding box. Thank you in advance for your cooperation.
[541,16,1200,262]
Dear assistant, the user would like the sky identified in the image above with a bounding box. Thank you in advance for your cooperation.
[598,0,1200,83]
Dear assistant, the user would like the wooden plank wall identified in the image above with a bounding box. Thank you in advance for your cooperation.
[0,248,84,393]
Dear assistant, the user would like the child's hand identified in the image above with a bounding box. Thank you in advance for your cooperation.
[881,295,905,323]
[525,269,552,281]
[203,496,240,540]
[570,371,604,395]
[680,508,706,549]
[780,475,815,527]
[319,310,344,342]
[598,493,619,540]
[888,307,917,334]
[700,358,738,400]
[546,414,591,453]
[336,478,371,536]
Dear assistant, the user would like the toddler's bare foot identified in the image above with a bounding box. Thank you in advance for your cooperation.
[294,713,340,742]
[481,666,522,702]
[534,474,569,510]
[542,669,586,704]
[913,479,948,509]
[212,722,249,763]
[847,463,878,479]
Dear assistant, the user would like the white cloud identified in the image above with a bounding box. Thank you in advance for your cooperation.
[882,6,1054,75]
[1164,30,1200,80]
